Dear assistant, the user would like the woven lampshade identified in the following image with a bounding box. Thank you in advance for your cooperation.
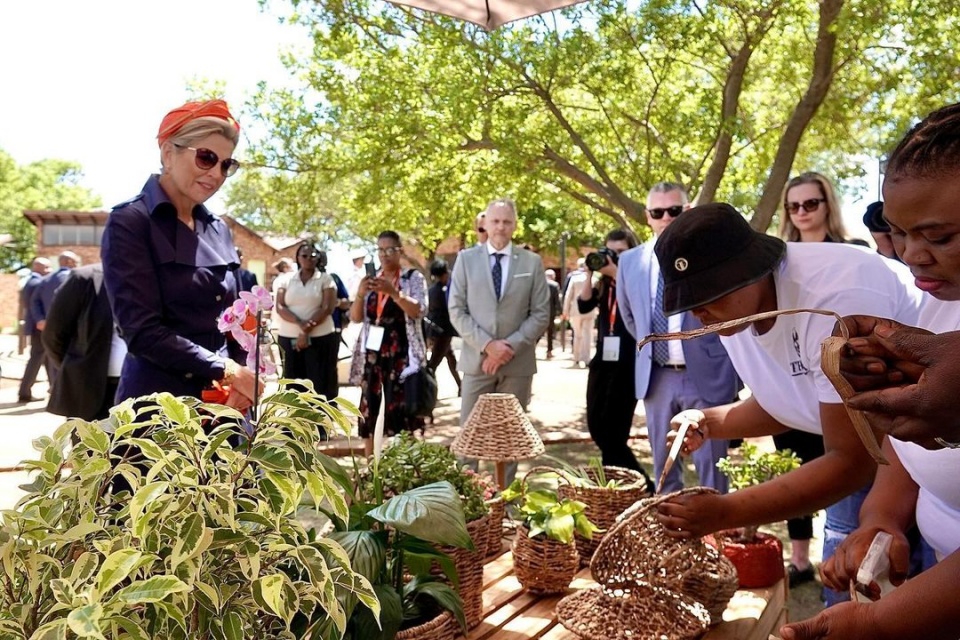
[451,393,544,462]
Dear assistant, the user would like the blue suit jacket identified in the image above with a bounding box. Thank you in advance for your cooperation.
[20,271,45,333]
[616,240,740,404]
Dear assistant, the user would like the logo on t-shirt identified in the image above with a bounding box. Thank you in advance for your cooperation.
[789,328,809,376]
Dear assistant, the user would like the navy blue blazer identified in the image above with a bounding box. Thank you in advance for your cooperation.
[20,271,45,334]
[31,267,71,326]
[102,175,242,401]
[617,240,740,405]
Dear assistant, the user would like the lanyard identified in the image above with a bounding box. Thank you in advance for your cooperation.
[375,271,400,324]
[607,282,618,335]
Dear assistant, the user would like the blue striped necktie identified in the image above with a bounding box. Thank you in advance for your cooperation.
[651,273,670,364]
[492,253,504,300]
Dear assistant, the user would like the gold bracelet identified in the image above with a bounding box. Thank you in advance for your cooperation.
[221,359,239,386]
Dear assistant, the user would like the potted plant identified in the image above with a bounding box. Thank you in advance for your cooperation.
[324,440,473,640]
[353,433,491,628]
[0,388,377,639]
[502,471,598,594]
[714,442,802,588]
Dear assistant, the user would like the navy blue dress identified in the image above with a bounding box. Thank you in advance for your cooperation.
[102,175,241,401]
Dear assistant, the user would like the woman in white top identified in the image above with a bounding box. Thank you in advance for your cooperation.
[782,102,960,640]
[274,242,338,403]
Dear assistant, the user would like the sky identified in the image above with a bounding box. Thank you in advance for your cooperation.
[0,0,878,243]
[0,0,308,211]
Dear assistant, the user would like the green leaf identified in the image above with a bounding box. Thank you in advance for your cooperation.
[252,573,298,624]
[128,482,169,539]
[115,575,189,604]
[124,438,167,461]
[367,481,471,549]
[327,531,387,583]
[70,552,100,585]
[61,521,103,542]
[102,616,150,640]
[156,393,191,426]
[67,603,105,639]
[96,549,142,595]
[50,578,78,606]
[170,512,206,570]
[405,578,467,633]
[352,584,401,640]
[221,610,243,640]
[194,581,221,613]
[28,619,68,640]
[249,444,294,471]
[543,513,575,544]
[75,422,109,455]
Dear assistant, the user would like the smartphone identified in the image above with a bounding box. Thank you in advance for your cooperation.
[365,261,376,278]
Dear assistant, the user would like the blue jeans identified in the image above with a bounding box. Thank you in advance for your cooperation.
[821,483,872,607]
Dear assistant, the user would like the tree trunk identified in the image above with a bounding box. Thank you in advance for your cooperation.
[750,0,845,231]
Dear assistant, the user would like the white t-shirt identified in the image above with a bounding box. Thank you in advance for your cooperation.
[276,270,337,338]
[889,294,960,560]
[721,243,922,434]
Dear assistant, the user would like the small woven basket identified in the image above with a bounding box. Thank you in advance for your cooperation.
[590,487,739,624]
[512,524,580,594]
[432,513,487,629]
[484,495,506,557]
[557,466,651,566]
[395,610,457,640]
[557,580,711,640]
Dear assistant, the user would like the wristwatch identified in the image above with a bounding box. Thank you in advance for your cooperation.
[934,437,960,449]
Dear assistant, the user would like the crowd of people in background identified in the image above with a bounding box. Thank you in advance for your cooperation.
[13,96,960,639]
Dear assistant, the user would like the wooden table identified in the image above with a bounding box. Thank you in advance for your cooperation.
[469,545,787,640]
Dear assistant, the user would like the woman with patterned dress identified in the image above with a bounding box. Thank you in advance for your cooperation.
[348,230,427,455]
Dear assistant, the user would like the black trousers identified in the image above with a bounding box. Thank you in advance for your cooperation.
[427,334,461,390]
[586,357,643,472]
[773,428,825,540]
[279,332,339,403]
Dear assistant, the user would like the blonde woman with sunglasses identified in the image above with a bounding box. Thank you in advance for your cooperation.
[102,100,256,412]
[779,172,867,245]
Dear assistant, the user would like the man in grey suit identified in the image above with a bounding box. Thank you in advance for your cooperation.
[617,183,740,494]
[449,198,550,481]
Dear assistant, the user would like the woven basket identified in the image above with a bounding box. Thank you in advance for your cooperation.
[431,513,486,629]
[512,524,580,594]
[395,610,457,640]
[484,495,506,557]
[590,487,739,624]
[558,580,711,640]
[557,466,651,567]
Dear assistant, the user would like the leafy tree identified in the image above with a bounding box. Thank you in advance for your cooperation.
[229,0,959,247]
[0,148,102,271]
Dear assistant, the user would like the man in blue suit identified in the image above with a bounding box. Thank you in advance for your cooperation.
[18,257,51,403]
[617,183,740,493]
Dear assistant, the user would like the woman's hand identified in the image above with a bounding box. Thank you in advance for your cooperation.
[225,386,253,413]
[295,332,310,351]
[780,602,878,640]
[368,276,399,298]
[357,276,373,297]
[654,491,727,539]
[821,525,910,600]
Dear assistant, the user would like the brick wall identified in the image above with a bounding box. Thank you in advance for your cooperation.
[0,274,19,334]
[223,217,298,291]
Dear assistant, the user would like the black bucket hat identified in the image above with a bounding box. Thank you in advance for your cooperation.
[654,203,786,315]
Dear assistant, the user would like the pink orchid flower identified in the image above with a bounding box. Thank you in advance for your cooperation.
[240,286,274,314]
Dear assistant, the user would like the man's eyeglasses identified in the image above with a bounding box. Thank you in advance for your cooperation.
[648,205,684,220]
[785,198,825,215]
[175,144,240,177]
[377,246,402,256]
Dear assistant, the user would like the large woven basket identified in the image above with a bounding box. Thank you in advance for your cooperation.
[557,466,651,566]
[432,513,487,629]
[512,524,580,594]
[395,610,457,640]
[557,580,711,640]
[484,495,506,557]
[590,487,739,624]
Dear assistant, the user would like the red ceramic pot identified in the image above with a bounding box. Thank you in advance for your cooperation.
[709,531,784,589]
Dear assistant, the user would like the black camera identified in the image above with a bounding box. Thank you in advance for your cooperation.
[585,247,618,271]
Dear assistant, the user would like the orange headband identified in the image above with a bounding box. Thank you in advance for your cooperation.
[156,99,240,146]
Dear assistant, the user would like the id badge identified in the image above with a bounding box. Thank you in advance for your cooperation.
[602,336,620,362]
[366,325,385,351]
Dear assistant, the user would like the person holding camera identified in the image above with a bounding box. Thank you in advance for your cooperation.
[578,229,650,474]
[617,182,740,493]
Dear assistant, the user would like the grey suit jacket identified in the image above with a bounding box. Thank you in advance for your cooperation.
[617,240,740,405]
[449,244,550,376]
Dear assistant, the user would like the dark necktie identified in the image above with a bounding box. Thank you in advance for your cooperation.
[651,272,670,364]
[492,253,504,300]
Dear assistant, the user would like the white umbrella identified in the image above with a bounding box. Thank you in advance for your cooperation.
[386,0,590,30]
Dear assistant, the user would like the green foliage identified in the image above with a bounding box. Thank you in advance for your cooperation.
[357,433,490,522]
[0,388,377,639]
[0,148,102,271]
[716,442,802,491]
[328,480,470,639]
[502,477,598,545]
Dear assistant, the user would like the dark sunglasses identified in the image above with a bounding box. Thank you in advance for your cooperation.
[477,226,486,233]
[298,251,320,259]
[785,198,825,215]
[648,205,684,220]
[175,144,240,177]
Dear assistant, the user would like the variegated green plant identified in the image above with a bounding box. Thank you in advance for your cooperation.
[0,387,378,640]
